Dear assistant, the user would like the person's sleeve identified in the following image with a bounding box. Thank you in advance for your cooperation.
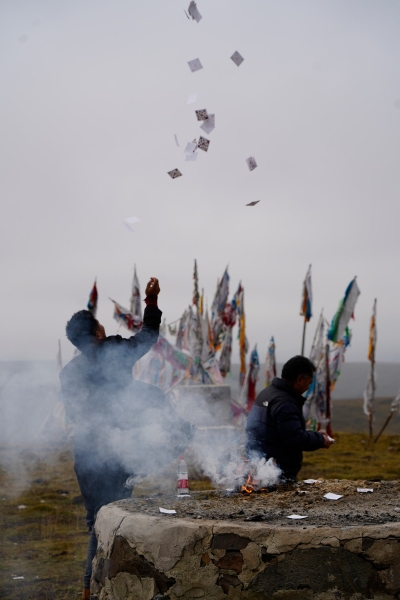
[275,404,325,451]
[121,302,162,364]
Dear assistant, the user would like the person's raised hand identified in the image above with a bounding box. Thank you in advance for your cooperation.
[321,432,334,449]
[145,277,160,296]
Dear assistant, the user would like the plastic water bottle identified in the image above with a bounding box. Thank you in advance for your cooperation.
[177,456,189,495]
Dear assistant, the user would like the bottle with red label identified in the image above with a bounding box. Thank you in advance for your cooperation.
[177,456,189,495]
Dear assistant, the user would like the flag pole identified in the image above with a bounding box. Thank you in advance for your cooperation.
[301,318,307,356]
[374,411,394,443]
[368,360,375,439]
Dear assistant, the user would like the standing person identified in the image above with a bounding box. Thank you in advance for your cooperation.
[246,355,333,482]
[60,278,161,600]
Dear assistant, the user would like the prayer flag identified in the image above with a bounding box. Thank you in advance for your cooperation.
[300,265,312,322]
[265,337,276,387]
[130,265,142,319]
[328,277,360,343]
[247,345,260,412]
[87,280,98,317]
[110,299,142,333]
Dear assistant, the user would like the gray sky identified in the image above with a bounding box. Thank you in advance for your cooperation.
[1,0,400,364]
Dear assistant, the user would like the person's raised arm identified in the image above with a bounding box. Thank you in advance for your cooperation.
[122,277,162,364]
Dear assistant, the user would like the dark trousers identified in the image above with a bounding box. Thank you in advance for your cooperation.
[74,459,132,590]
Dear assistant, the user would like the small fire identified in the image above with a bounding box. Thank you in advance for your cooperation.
[241,472,255,494]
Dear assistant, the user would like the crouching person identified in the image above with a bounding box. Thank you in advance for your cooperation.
[246,355,333,482]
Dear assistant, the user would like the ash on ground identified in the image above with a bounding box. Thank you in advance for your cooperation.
[115,480,400,527]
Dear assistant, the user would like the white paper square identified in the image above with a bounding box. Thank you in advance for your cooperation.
[324,493,343,501]
[303,479,318,484]
[174,134,180,146]
[184,142,197,154]
[159,507,177,514]
[200,114,215,134]
[123,223,134,233]
[357,488,373,493]
[188,58,203,73]
[186,92,198,105]
[185,152,198,162]
[287,514,308,520]
[125,216,141,224]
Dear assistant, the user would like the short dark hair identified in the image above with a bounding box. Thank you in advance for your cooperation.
[281,355,316,383]
[66,310,99,350]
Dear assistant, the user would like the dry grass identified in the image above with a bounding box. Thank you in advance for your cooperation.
[1,432,399,599]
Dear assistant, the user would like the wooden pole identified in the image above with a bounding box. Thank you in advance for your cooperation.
[325,343,333,437]
[301,319,307,356]
[374,411,394,443]
[368,360,375,439]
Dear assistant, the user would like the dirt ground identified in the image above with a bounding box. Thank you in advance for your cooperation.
[120,479,400,527]
[1,432,400,599]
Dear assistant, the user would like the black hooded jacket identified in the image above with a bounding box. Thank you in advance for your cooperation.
[246,377,324,478]
[60,304,162,461]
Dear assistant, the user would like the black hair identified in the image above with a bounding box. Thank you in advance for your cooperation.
[66,310,99,350]
[281,355,316,383]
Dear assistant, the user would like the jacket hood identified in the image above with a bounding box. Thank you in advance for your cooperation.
[270,377,307,407]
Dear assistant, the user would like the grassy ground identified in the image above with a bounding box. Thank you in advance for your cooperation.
[1,433,400,599]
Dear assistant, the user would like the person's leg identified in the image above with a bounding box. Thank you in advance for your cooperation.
[83,525,98,591]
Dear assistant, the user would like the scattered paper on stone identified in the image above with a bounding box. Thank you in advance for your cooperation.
[159,507,177,514]
[324,492,343,500]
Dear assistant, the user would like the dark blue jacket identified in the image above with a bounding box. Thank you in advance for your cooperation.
[246,377,324,479]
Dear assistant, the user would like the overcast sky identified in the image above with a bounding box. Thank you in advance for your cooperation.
[1,0,400,364]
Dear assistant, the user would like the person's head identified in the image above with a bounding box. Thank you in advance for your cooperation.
[281,355,316,394]
[65,310,106,351]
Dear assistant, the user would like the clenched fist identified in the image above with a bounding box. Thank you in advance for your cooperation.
[145,277,160,296]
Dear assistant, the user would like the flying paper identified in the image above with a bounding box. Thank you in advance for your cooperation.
[186,92,198,105]
[188,58,203,73]
[246,201,260,206]
[324,493,343,501]
[174,134,180,146]
[357,488,373,493]
[200,114,215,134]
[159,507,177,514]
[197,136,210,152]
[195,108,208,121]
[231,51,244,67]
[188,1,202,22]
[184,141,197,154]
[123,218,141,233]
[123,223,134,233]
[185,152,198,162]
[167,169,183,179]
[246,156,257,171]
[287,515,308,519]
